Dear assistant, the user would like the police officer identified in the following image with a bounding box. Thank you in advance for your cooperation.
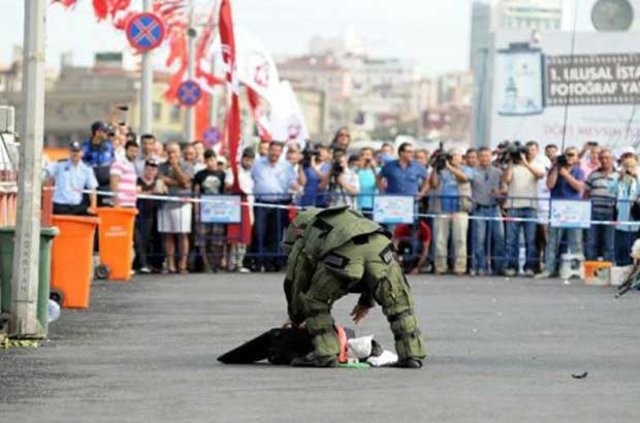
[46,141,98,215]
[81,120,115,206]
[282,206,427,368]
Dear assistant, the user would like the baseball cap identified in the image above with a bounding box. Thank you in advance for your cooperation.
[91,120,109,133]
[69,141,81,151]
[144,159,159,167]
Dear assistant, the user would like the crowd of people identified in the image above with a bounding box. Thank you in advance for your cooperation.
[44,117,640,277]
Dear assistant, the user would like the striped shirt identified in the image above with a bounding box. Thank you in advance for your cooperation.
[585,169,619,213]
[110,159,138,207]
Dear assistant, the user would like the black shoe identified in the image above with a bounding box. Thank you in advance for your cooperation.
[290,352,338,368]
[395,358,423,369]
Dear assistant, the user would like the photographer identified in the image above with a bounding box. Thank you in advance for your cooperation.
[428,148,473,275]
[502,142,545,276]
[537,146,585,278]
[298,144,330,207]
[326,149,360,208]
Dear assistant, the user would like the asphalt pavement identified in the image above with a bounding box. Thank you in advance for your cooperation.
[1,272,639,423]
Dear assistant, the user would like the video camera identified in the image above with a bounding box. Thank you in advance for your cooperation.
[301,145,320,168]
[496,140,528,164]
[330,149,346,177]
[429,142,451,172]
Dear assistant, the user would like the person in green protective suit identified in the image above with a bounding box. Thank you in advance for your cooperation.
[282,206,427,368]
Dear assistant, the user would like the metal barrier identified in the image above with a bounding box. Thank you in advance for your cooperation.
[42,188,640,275]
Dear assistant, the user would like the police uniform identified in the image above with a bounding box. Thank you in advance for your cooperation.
[283,206,427,368]
[47,159,98,215]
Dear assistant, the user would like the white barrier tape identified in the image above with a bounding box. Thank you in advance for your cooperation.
[76,189,639,227]
[80,189,302,211]
[416,211,640,227]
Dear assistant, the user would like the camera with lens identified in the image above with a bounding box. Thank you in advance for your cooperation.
[556,154,569,168]
[301,145,320,168]
[496,140,527,164]
[429,142,451,172]
[331,161,344,176]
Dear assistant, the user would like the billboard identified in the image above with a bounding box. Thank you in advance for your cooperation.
[488,31,640,149]
[495,48,544,116]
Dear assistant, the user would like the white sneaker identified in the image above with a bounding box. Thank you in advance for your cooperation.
[535,271,553,279]
[238,267,251,273]
[139,266,152,274]
[523,269,535,277]
[504,269,517,277]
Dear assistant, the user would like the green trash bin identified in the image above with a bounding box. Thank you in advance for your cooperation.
[0,227,59,338]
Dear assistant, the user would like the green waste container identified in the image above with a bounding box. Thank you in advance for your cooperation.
[0,227,59,338]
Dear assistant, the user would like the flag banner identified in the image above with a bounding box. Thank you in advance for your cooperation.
[270,80,309,147]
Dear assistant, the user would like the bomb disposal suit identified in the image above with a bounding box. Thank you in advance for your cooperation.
[283,206,427,368]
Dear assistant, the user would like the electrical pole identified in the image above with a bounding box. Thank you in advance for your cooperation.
[185,0,196,143]
[140,0,153,134]
[11,0,46,338]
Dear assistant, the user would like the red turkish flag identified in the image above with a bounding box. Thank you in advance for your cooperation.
[219,0,241,188]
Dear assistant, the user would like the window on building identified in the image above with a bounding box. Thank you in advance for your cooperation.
[153,102,162,120]
[170,105,181,123]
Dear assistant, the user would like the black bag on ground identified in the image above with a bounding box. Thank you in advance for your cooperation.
[217,327,313,365]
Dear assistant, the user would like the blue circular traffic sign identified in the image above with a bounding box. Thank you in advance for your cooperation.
[126,12,165,52]
[203,127,222,146]
[177,80,202,107]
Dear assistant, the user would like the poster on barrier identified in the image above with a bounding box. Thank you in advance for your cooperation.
[373,195,415,224]
[200,195,241,223]
[550,200,591,228]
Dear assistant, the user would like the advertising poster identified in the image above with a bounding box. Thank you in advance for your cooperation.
[488,31,640,148]
[495,48,544,116]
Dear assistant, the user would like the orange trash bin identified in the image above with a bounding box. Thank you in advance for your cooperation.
[96,207,138,281]
[50,215,100,309]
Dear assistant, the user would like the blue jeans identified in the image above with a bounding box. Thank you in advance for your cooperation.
[545,227,582,274]
[585,209,615,262]
[472,206,505,273]
[615,230,639,266]
[505,208,537,272]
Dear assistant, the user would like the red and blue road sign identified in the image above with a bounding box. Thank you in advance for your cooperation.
[177,80,202,107]
[203,127,222,146]
[126,13,165,52]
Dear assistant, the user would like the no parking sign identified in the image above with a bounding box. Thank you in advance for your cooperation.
[177,80,202,107]
[125,13,165,52]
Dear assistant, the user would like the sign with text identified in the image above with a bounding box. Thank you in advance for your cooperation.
[200,195,241,223]
[550,200,592,228]
[373,195,415,224]
[546,54,640,106]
